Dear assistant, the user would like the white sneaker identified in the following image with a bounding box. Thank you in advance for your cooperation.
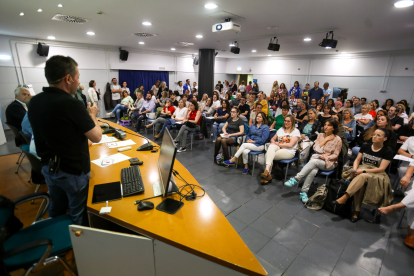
[106,112,114,117]
[117,121,120,124]
[177,147,186,152]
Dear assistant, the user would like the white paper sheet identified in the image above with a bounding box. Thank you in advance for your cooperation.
[393,154,414,162]
[92,135,118,145]
[91,153,131,168]
[206,117,215,119]
[106,139,136,149]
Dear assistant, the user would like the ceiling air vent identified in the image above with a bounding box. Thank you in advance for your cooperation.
[176,42,194,46]
[133,33,158,37]
[52,14,90,24]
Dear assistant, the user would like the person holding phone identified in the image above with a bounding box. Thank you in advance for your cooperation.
[285,119,342,203]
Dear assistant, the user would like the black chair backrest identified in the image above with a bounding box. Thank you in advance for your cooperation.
[21,148,42,173]
[5,123,21,140]
[19,131,31,144]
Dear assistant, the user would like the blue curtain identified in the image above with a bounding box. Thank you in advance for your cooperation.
[118,70,169,98]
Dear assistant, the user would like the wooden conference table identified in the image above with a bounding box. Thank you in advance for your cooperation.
[85,119,267,276]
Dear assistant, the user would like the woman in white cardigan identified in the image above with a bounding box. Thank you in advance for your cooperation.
[88,80,99,115]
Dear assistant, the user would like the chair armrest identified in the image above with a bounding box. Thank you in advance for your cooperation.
[0,238,53,261]
[14,192,50,221]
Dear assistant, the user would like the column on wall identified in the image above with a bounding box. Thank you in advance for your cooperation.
[198,49,215,99]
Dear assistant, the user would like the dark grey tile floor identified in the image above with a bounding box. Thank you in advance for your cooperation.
[135,127,412,276]
[6,120,411,276]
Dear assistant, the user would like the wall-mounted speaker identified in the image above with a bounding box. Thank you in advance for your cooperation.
[37,43,49,57]
[193,56,199,65]
[120,50,129,61]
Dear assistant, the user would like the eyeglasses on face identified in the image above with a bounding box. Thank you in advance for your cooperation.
[371,133,383,138]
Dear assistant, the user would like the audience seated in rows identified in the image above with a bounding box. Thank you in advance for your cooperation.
[389,106,404,132]
[332,101,343,116]
[382,98,394,112]
[261,115,300,184]
[224,112,270,174]
[294,101,308,124]
[353,97,362,114]
[134,93,156,132]
[106,90,134,123]
[318,104,332,130]
[213,107,245,162]
[285,119,342,203]
[396,103,409,125]
[364,109,388,130]
[254,92,268,114]
[249,103,263,127]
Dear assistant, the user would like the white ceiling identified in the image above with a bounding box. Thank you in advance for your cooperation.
[1,0,414,58]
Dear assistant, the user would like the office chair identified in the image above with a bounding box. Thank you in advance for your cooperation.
[6,123,26,174]
[0,192,77,276]
[188,116,208,150]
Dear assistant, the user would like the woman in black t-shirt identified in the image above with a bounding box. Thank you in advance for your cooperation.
[214,107,245,162]
[334,128,394,222]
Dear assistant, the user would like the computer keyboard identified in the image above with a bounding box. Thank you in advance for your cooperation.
[121,166,145,197]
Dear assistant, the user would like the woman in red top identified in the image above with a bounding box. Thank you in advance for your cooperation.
[146,99,175,136]
[174,100,201,152]
[368,101,377,118]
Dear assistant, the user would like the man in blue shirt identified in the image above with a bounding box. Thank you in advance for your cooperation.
[183,79,191,95]
[134,93,156,132]
[323,82,332,103]
[308,81,324,103]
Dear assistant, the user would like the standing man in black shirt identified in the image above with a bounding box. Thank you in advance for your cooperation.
[28,55,102,225]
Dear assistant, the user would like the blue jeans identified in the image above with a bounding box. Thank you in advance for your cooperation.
[160,119,182,134]
[212,122,225,140]
[41,166,90,225]
[111,104,128,120]
[352,146,361,157]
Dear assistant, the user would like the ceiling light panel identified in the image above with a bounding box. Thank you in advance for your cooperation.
[47,36,56,39]
[196,35,203,38]
[142,22,152,26]
[394,1,414,8]
[304,38,311,41]
[86,31,95,35]
[37,9,42,12]
[204,3,218,9]
[58,4,63,7]
[0,55,12,60]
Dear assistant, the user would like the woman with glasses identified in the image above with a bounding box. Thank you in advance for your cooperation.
[224,112,270,174]
[173,100,201,152]
[261,115,300,184]
[335,128,394,222]
[214,107,245,163]
[285,119,342,203]
[212,99,230,142]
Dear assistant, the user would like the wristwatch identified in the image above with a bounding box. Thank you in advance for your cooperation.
[363,170,367,173]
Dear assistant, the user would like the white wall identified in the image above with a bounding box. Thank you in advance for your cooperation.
[225,55,414,108]
[0,35,231,129]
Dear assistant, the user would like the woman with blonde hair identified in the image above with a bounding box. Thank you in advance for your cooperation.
[355,104,373,128]
[342,108,357,140]
[396,103,409,124]
[271,81,279,93]
[261,114,301,184]
[247,94,255,110]
[199,93,209,110]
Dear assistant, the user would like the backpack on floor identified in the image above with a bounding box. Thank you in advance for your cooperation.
[323,179,352,218]
[305,184,328,210]
[216,153,224,165]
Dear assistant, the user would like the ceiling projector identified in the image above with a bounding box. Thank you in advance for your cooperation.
[212,21,241,34]
[319,31,338,48]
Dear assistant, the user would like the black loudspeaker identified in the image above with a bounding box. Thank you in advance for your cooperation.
[193,56,199,65]
[230,47,240,54]
[37,43,49,57]
[120,50,129,61]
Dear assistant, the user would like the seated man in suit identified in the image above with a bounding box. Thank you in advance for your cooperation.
[6,86,30,131]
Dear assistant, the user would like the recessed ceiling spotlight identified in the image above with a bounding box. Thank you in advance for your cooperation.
[267,26,279,30]
[194,53,198,55]
[394,1,414,8]
[204,3,218,9]
[304,38,311,41]
[229,43,235,46]
[37,9,42,12]
[325,46,332,49]
[341,52,347,54]
[0,55,12,60]
[47,36,56,40]
[268,55,272,56]
[86,31,95,35]
[171,48,176,50]
[196,35,203,38]
[19,12,24,16]
[252,50,257,52]
[142,22,152,26]
[138,41,145,44]
[58,4,63,7]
